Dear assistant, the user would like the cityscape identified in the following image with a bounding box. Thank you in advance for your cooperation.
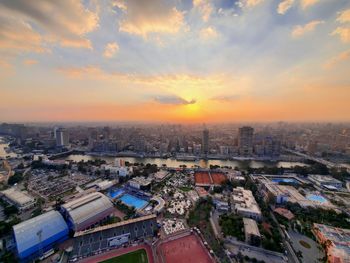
[1,1,350,263]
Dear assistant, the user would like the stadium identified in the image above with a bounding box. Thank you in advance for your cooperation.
[60,192,115,232]
[13,210,69,261]
[70,214,158,261]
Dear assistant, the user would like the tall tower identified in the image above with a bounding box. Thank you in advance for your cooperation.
[202,128,209,155]
[238,126,254,156]
[55,128,70,147]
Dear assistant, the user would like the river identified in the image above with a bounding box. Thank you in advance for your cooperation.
[0,137,307,169]
[60,154,307,169]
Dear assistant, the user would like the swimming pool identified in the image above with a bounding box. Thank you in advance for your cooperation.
[306,194,328,203]
[108,188,124,199]
[271,178,298,184]
[120,194,148,210]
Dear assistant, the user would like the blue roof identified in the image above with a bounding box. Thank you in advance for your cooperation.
[13,210,69,259]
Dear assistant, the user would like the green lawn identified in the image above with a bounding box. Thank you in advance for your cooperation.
[99,249,148,263]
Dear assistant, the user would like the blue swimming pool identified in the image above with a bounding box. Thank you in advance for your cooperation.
[306,194,327,203]
[120,194,148,209]
[271,178,298,184]
[108,188,124,199]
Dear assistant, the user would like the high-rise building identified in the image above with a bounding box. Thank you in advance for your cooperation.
[238,126,254,156]
[55,128,69,147]
[202,128,209,155]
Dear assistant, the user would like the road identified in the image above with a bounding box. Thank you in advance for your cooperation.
[284,148,336,168]
[224,238,288,263]
[269,211,300,263]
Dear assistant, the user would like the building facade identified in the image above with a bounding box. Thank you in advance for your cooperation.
[238,126,254,156]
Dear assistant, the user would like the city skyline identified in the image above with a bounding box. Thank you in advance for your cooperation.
[1,0,350,123]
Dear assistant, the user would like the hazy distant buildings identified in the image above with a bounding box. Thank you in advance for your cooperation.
[55,128,69,147]
[238,126,254,156]
[202,128,209,155]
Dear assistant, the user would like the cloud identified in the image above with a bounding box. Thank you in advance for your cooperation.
[336,9,350,24]
[117,0,185,38]
[211,95,240,102]
[300,0,320,9]
[153,95,196,105]
[245,0,264,8]
[200,26,219,40]
[23,59,38,65]
[292,20,324,38]
[103,42,119,58]
[332,27,350,43]
[57,66,112,80]
[0,0,99,49]
[0,15,46,54]
[323,49,350,69]
[193,0,213,22]
[277,0,294,15]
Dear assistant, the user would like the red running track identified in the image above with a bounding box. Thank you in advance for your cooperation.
[78,243,154,263]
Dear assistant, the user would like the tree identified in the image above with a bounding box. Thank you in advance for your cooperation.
[8,173,23,185]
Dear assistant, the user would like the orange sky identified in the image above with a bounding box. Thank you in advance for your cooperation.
[0,0,350,122]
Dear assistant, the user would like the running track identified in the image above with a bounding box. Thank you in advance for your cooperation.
[78,244,154,263]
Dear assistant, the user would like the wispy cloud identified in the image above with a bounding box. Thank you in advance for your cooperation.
[193,0,213,22]
[153,95,196,105]
[323,49,350,69]
[245,0,264,8]
[211,95,240,102]
[300,0,320,9]
[23,59,38,65]
[117,0,185,38]
[336,9,350,23]
[332,27,350,43]
[0,0,99,49]
[200,26,219,40]
[292,20,324,38]
[277,0,294,15]
[103,42,119,58]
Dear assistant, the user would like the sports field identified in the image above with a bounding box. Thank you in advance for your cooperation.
[210,172,227,185]
[99,249,148,263]
[157,234,214,263]
[194,172,211,186]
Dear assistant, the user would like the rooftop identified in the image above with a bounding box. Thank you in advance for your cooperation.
[243,218,261,237]
[62,192,114,226]
[13,211,68,258]
[74,214,157,237]
[1,187,35,206]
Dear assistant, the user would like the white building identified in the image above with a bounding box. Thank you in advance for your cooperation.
[308,174,343,190]
[102,164,132,177]
[1,187,36,211]
[232,187,262,220]
[128,176,152,190]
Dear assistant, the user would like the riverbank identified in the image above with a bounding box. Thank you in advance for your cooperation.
[58,153,307,169]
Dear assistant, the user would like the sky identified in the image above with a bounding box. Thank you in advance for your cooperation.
[0,0,350,123]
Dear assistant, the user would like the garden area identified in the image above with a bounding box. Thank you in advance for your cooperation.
[187,197,230,263]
